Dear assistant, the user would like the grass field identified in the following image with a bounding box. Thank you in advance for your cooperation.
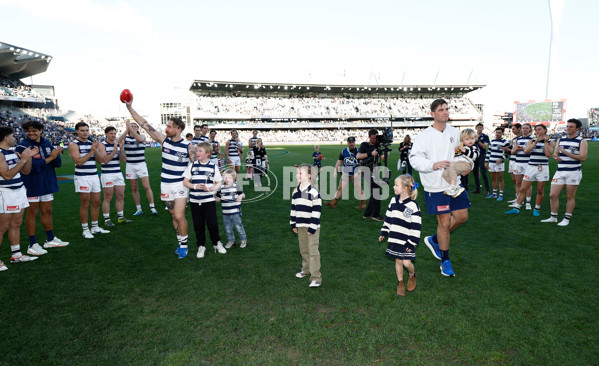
[2,142,598,365]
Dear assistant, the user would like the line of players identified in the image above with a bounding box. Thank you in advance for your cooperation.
[483,120,587,226]
[0,121,70,270]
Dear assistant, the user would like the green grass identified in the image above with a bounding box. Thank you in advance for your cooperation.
[2,143,598,365]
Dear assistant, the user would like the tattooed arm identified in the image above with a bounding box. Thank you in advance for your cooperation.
[124,99,166,144]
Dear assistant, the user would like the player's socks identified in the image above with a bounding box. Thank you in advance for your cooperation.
[535,205,541,210]
[526,197,531,204]
[441,250,449,261]
[91,221,99,229]
[117,211,125,220]
[179,235,188,248]
[149,204,155,209]
[11,245,22,259]
[45,230,55,242]
[136,204,142,211]
[81,222,89,230]
[28,235,37,247]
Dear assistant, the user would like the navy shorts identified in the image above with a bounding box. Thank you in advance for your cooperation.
[424,190,471,215]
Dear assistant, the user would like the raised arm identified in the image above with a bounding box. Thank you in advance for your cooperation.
[125,119,146,143]
[125,99,165,143]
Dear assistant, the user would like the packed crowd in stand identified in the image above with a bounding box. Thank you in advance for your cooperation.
[0,77,45,100]
[195,95,481,119]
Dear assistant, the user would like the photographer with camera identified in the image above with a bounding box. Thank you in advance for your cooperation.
[356,128,388,222]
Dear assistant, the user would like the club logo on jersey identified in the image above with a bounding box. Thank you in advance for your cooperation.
[7,205,19,212]
[403,207,414,218]
[176,152,188,162]
[46,147,52,155]
[450,137,455,143]
[344,156,358,167]
[179,191,185,195]
[437,205,450,212]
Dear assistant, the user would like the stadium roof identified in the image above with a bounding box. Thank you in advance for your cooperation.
[0,41,52,79]
[190,80,485,98]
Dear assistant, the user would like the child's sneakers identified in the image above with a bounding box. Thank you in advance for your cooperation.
[240,240,247,249]
[444,185,457,197]
[224,241,235,249]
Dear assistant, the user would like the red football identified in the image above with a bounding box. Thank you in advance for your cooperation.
[120,89,133,103]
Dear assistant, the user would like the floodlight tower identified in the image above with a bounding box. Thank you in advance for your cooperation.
[546,0,566,100]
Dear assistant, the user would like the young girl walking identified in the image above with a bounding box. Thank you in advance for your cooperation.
[290,163,322,288]
[379,174,422,296]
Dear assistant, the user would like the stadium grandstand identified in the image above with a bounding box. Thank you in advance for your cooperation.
[0,41,91,145]
[163,80,485,144]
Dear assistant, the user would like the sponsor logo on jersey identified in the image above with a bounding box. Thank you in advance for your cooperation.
[7,205,19,211]
[161,193,170,198]
[106,182,113,186]
[80,186,90,192]
[437,205,450,212]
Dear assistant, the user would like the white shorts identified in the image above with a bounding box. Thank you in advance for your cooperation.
[0,187,29,213]
[551,170,582,186]
[488,162,505,173]
[101,173,126,188]
[229,156,241,166]
[523,165,550,182]
[508,160,515,174]
[28,193,54,203]
[75,175,102,193]
[160,181,188,201]
[125,163,149,180]
[512,162,528,176]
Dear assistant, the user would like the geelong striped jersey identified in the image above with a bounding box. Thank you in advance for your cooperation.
[192,135,209,145]
[380,196,421,247]
[161,138,190,183]
[124,135,146,164]
[101,141,122,174]
[289,184,321,234]
[183,160,222,203]
[228,139,241,157]
[210,139,219,159]
[486,138,508,163]
[0,148,23,189]
[454,145,479,164]
[527,139,549,166]
[73,140,98,177]
[250,136,258,147]
[556,136,583,172]
[514,136,532,164]
[219,183,242,215]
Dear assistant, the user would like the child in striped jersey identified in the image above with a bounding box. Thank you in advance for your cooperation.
[216,169,247,249]
[442,128,479,198]
[290,163,322,288]
[379,174,421,296]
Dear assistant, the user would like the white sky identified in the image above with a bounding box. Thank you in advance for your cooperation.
[2,0,597,123]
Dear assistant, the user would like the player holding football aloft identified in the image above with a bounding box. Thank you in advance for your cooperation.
[125,98,192,258]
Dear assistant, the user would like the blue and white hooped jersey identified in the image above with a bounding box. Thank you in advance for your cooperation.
[486,138,508,163]
[228,139,241,157]
[557,136,583,172]
[220,183,242,215]
[73,140,98,177]
[124,135,146,164]
[101,141,122,174]
[210,140,219,159]
[0,148,23,189]
[185,160,221,203]
[192,135,209,145]
[250,137,258,147]
[514,136,532,164]
[528,139,549,166]
[161,138,190,183]
[341,147,358,175]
